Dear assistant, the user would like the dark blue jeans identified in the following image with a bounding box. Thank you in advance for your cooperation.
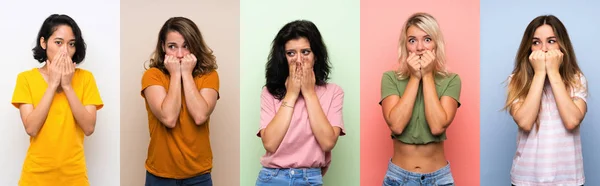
[145,171,212,186]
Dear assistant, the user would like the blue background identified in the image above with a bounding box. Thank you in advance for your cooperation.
[480,0,600,185]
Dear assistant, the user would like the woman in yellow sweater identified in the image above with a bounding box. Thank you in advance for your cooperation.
[11,14,103,186]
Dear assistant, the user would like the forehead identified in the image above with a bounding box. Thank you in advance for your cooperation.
[165,31,185,43]
[50,25,75,39]
[533,25,555,38]
[407,25,428,37]
[285,37,310,49]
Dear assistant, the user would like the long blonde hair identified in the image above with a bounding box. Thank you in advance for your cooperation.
[396,12,448,79]
[505,15,584,111]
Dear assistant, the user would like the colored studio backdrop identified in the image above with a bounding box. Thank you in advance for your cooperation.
[360,0,480,185]
[240,0,360,185]
[120,0,240,185]
[480,0,600,185]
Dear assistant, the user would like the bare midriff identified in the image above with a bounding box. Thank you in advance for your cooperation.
[391,140,447,173]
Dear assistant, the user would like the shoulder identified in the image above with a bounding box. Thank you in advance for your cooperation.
[199,70,219,79]
[143,67,166,78]
[382,70,398,79]
[439,73,461,84]
[17,68,38,78]
[324,83,344,95]
[261,86,276,100]
[74,68,94,77]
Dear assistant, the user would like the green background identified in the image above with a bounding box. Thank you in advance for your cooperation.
[239,0,360,185]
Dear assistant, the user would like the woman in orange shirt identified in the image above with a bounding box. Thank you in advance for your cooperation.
[11,14,104,186]
[141,17,219,186]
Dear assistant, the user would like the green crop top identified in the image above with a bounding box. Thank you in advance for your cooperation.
[379,71,461,144]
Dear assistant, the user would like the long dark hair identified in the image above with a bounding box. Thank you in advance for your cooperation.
[265,20,331,100]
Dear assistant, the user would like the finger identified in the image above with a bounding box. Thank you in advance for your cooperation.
[190,53,197,63]
[427,50,436,61]
[407,52,416,62]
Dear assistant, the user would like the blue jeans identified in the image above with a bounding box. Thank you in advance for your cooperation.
[255,167,323,186]
[383,160,454,186]
[145,171,212,186]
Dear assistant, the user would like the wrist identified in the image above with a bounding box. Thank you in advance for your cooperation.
[49,82,60,89]
[170,71,182,78]
[547,71,561,79]
[61,84,72,91]
[283,93,298,103]
[422,72,434,81]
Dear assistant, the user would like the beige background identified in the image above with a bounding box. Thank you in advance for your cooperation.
[120,0,240,185]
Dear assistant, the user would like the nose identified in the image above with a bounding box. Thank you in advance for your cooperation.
[416,41,425,51]
[541,43,548,52]
[295,54,303,63]
[176,48,184,58]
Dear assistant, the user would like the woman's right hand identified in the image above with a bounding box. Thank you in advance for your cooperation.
[529,50,546,75]
[164,55,181,76]
[406,52,422,79]
[285,61,302,98]
[47,49,64,88]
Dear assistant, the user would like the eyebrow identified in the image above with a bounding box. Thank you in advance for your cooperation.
[53,37,76,42]
[166,41,187,45]
[286,48,311,51]
[532,36,556,40]
[408,35,431,39]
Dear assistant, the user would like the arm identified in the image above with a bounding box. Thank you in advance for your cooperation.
[422,74,458,135]
[304,92,342,152]
[19,85,58,137]
[144,73,182,128]
[182,73,218,125]
[260,94,297,153]
[63,86,98,136]
[510,74,545,132]
[547,72,587,130]
[381,76,420,135]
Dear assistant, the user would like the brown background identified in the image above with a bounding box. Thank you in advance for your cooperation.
[120,0,240,185]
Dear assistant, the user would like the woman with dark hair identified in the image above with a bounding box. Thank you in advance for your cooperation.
[506,15,587,186]
[141,17,219,186]
[11,14,103,185]
[256,20,345,186]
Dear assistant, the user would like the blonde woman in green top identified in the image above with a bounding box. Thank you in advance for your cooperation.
[380,12,461,186]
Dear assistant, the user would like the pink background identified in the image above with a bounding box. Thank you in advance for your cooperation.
[360,0,480,185]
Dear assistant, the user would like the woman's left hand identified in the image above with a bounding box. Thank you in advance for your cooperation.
[545,49,563,74]
[181,53,197,75]
[420,50,436,76]
[300,56,316,95]
[60,51,76,89]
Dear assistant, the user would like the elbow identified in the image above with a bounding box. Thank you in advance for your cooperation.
[25,127,38,137]
[83,127,95,136]
[319,141,336,152]
[193,115,209,126]
[261,137,279,154]
[387,121,404,135]
[430,126,446,136]
[515,119,534,132]
[564,118,582,131]
[390,127,404,136]
[428,120,448,136]
[162,116,178,129]
[263,142,278,154]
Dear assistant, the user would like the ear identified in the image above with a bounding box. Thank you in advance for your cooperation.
[40,37,47,50]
